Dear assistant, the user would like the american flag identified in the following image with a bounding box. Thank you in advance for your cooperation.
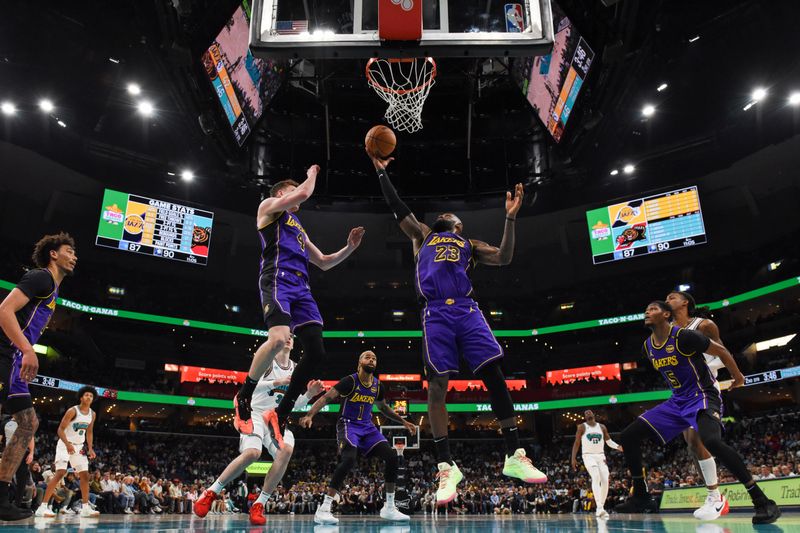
[275,20,309,35]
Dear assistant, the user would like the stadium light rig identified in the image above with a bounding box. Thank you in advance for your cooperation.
[38,99,54,113]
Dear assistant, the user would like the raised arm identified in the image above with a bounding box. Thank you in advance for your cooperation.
[256,165,320,224]
[306,227,365,271]
[570,423,584,470]
[367,151,430,251]
[472,184,524,266]
[677,328,745,388]
[298,387,343,428]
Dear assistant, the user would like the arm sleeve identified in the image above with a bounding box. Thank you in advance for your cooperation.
[676,328,711,356]
[16,270,54,299]
[333,375,356,396]
[377,169,412,221]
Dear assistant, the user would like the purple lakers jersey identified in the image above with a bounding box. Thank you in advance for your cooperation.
[258,211,310,280]
[338,373,382,426]
[415,232,475,302]
[643,326,717,400]
[0,269,58,357]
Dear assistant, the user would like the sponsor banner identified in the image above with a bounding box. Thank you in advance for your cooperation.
[244,461,273,475]
[660,477,800,510]
[547,364,621,385]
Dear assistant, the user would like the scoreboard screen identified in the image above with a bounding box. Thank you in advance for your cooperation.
[586,186,707,264]
[96,189,213,265]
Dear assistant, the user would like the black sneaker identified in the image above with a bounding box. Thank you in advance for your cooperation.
[753,499,781,524]
[615,496,659,514]
[0,502,32,521]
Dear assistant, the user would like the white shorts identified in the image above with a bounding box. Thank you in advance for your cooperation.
[55,440,89,473]
[239,412,295,458]
[582,453,607,473]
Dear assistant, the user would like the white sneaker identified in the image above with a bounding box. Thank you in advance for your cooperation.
[35,505,56,518]
[596,509,609,519]
[694,492,729,521]
[80,504,100,517]
[64,507,76,515]
[124,508,133,514]
[314,506,339,525]
[379,504,410,521]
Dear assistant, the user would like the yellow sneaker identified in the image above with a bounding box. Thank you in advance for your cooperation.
[502,448,547,483]
[435,462,463,505]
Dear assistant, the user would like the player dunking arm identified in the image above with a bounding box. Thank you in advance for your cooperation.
[0,233,76,521]
[234,165,365,442]
[299,351,415,525]
[197,337,324,525]
[666,290,729,520]
[616,301,781,524]
[37,386,100,518]
[367,151,546,506]
[570,409,623,520]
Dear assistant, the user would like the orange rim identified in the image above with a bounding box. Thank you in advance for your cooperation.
[365,57,437,96]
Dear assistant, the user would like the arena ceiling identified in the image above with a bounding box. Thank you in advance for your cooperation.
[1,0,799,214]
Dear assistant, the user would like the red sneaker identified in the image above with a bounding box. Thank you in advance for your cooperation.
[193,489,217,518]
[263,409,284,449]
[233,393,254,435]
[249,502,266,525]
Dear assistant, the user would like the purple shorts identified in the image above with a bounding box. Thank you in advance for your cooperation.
[0,349,33,414]
[421,298,503,376]
[639,392,723,444]
[337,419,387,456]
[259,269,323,332]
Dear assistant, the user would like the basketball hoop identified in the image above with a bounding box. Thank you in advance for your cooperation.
[394,441,406,457]
[366,57,437,133]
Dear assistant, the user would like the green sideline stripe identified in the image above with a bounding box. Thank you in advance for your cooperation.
[113,389,671,413]
[2,275,798,339]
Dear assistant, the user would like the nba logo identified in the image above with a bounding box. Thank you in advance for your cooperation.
[505,3,524,33]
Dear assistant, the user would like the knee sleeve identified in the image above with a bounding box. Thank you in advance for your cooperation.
[477,362,515,421]
[330,444,358,490]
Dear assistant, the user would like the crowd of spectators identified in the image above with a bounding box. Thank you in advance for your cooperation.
[4,408,797,517]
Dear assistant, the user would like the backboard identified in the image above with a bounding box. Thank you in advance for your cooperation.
[251,0,554,59]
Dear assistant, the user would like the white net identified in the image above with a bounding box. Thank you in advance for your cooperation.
[366,57,436,133]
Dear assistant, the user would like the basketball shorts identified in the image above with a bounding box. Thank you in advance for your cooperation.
[337,419,387,456]
[55,440,89,472]
[638,392,723,445]
[0,350,33,414]
[421,298,503,376]
[582,454,608,477]
[259,269,323,332]
[240,411,295,458]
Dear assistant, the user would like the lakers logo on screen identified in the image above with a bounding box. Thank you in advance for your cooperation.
[123,215,144,243]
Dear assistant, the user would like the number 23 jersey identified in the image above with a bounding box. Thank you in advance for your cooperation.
[415,231,476,302]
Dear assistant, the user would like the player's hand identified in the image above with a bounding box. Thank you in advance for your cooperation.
[88,448,97,460]
[299,415,313,428]
[26,452,33,465]
[366,147,394,170]
[731,371,745,389]
[617,445,624,453]
[20,348,38,382]
[306,379,325,397]
[347,227,366,249]
[404,421,417,436]
[67,444,76,455]
[570,458,577,471]
[307,165,321,180]
[505,183,524,219]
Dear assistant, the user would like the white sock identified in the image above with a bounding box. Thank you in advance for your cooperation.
[321,495,334,511]
[697,457,719,489]
[386,492,395,507]
[210,480,225,494]
[255,491,270,506]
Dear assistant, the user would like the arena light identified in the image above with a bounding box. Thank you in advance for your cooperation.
[789,92,800,106]
[1,101,16,115]
[127,83,142,96]
[609,169,619,176]
[656,83,668,92]
[392,310,405,318]
[677,283,692,292]
[489,310,503,317]
[559,302,575,311]
[743,101,756,111]
[107,286,126,297]
[688,35,700,43]
[181,169,194,182]
[623,164,635,174]
[137,100,154,116]
[225,304,240,313]
[754,334,796,352]
[57,120,67,128]
[752,87,767,102]
[768,261,782,271]
[38,99,55,113]
[642,104,655,117]
[108,57,121,64]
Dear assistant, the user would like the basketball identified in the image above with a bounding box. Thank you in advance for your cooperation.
[365,125,396,158]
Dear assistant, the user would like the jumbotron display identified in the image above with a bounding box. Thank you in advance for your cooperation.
[586,186,707,265]
[96,189,214,265]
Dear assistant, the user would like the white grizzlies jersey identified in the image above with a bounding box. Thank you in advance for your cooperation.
[65,406,93,445]
[581,422,605,455]
[251,359,310,413]
[686,317,725,376]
